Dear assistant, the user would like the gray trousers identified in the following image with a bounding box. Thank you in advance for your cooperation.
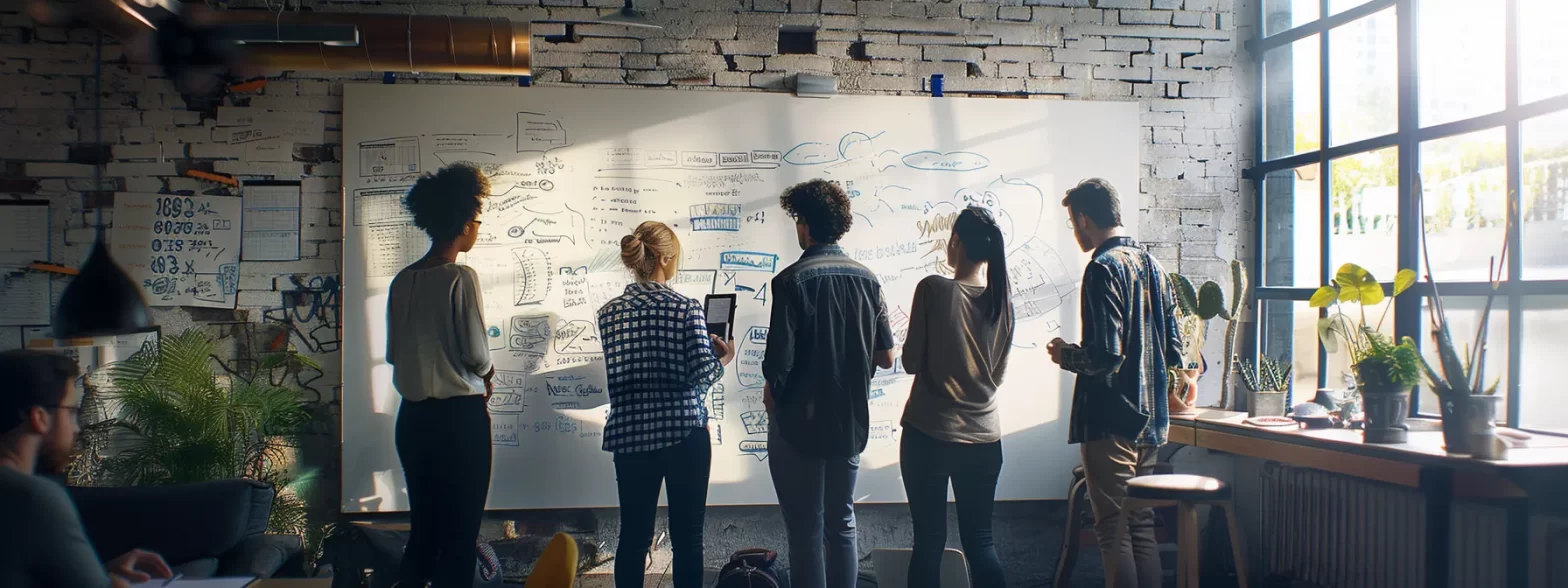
[768,425,861,588]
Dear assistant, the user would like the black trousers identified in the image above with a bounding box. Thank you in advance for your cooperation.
[900,427,1006,588]
[613,426,712,588]
[395,395,492,588]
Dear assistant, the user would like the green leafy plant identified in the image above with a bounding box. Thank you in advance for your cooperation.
[98,328,317,536]
[1410,174,1506,401]
[1170,259,1249,409]
[1241,356,1293,393]
[1310,262,1422,390]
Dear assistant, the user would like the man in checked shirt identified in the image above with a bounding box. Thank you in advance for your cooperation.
[1048,178,1188,588]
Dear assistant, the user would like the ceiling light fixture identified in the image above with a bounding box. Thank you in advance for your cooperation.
[54,31,153,340]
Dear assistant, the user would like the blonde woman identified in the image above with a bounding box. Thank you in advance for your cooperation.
[595,221,735,588]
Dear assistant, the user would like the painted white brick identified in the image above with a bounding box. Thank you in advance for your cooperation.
[1172,11,1207,27]
[912,61,968,78]
[855,74,921,92]
[1026,77,1086,95]
[214,161,307,178]
[245,141,295,163]
[1153,67,1212,82]
[764,55,834,73]
[26,163,96,178]
[627,70,671,85]
[998,62,1030,78]
[1141,111,1185,127]
[622,53,659,70]
[985,46,1048,63]
[1096,65,1153,81]
[713,71,750,87]
[1052,49,1129,66]
[112,143,168,160]
[1067,36,1107,51]
[1181,82,1231,98]
[124,177,165,192]
[1075,24,1230,40]
[863,18,969,35]
[544,37,642,53]
[999,6,1033,21]
[189,143,245,159]
[721,38,778,55]
[970,21,1059,46]
[923,46,982,63]
[1107,37,1151,52]
[1184,112,1233,129]
[1097,0,1153,7]
[105,162,177,177]
[1121,9,1174,25]
[1030,62,1066,77]
[750,72,790,90]
[961,4,998,19]
[1153,128,1183,144]
[821,0,855,14]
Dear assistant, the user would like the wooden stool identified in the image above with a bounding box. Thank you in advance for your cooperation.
[1112,474,1247,588]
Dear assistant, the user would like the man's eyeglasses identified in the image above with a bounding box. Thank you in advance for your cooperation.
[42,404,82,422]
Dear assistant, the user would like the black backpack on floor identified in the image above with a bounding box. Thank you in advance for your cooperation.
[714,548,784,588]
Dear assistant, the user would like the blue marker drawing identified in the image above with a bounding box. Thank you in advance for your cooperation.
[689,203,742,232]
[734,284,756,292]
[720,251,780,272]
[783,142,836,165]
[739,440,769,461]
[903,151,990,172]
[217,263,238,295]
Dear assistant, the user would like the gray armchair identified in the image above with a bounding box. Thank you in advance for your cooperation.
[68,479,304,578]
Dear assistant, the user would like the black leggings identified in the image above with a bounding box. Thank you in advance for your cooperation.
[900,427,1005,588]
[395,395,492,588]
[613,426,712,588]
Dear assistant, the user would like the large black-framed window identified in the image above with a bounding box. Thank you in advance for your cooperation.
[1249,0,1568,434]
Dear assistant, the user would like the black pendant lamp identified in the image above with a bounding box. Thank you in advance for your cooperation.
[53,32,153,340]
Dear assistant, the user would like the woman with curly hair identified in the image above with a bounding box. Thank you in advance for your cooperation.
[384,163,493,588]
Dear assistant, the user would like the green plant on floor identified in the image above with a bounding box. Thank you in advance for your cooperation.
[97,328,318,536]
[1240,355,1293,393]
[1170,259,1249,409]
[1309,262,1422,391]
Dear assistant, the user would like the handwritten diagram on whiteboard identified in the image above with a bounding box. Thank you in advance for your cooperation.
[341,84,1140,512]
[112,193,242,309]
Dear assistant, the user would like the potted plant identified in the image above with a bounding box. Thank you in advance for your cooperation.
[1169,259,1249,411]
[1167,277,1207,414]
[96,328,318,537]
[1409,175,1508,458]
[1241,355,1292,417]
[1310,262,1422,443]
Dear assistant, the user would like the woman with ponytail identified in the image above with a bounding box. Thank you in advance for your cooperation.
[899,205,1014,588]
[595,220,734,588]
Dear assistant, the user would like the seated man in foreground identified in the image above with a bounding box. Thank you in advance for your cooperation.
[0,349,173,588]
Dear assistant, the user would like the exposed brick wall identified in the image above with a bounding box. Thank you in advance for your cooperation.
[0,0,1255,577]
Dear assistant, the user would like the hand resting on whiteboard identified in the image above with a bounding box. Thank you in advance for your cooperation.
[710,335,736,367]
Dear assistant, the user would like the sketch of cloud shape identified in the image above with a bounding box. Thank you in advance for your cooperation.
[902,151,990,172]
[783,142,840,165]
[838,131,882,161]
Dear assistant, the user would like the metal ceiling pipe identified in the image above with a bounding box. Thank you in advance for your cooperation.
[74,2,531,76]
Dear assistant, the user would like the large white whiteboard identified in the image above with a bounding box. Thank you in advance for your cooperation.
[341,84,1139,512]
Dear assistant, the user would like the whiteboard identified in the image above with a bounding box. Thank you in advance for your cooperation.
[341,84,1139,512]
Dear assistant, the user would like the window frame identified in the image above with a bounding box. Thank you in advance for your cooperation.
[1248,0,1568,433]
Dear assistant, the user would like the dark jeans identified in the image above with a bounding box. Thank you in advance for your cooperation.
[614,426,712,588]
[768,424,861,588]
[395,395,492,588]
[900,427,1005,588]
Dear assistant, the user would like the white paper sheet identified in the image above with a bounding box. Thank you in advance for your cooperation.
[241,181,302,261]
[0,200,51,325]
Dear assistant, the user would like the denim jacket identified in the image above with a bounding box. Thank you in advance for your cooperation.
[762,244,895,458]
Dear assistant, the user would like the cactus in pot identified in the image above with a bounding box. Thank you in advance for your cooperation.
[1170,259,1250,410]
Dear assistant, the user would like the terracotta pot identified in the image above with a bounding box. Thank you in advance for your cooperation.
[1168,368,1199,414]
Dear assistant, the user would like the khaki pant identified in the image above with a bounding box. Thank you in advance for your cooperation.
[1080,436,1162,588]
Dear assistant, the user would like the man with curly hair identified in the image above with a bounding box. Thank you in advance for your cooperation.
[762,179,895,588]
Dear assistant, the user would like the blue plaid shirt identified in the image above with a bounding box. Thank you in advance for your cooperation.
[1061,237,1184,447]
[596,281,723,453]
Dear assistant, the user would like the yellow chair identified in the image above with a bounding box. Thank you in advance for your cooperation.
[524,532,579,588]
